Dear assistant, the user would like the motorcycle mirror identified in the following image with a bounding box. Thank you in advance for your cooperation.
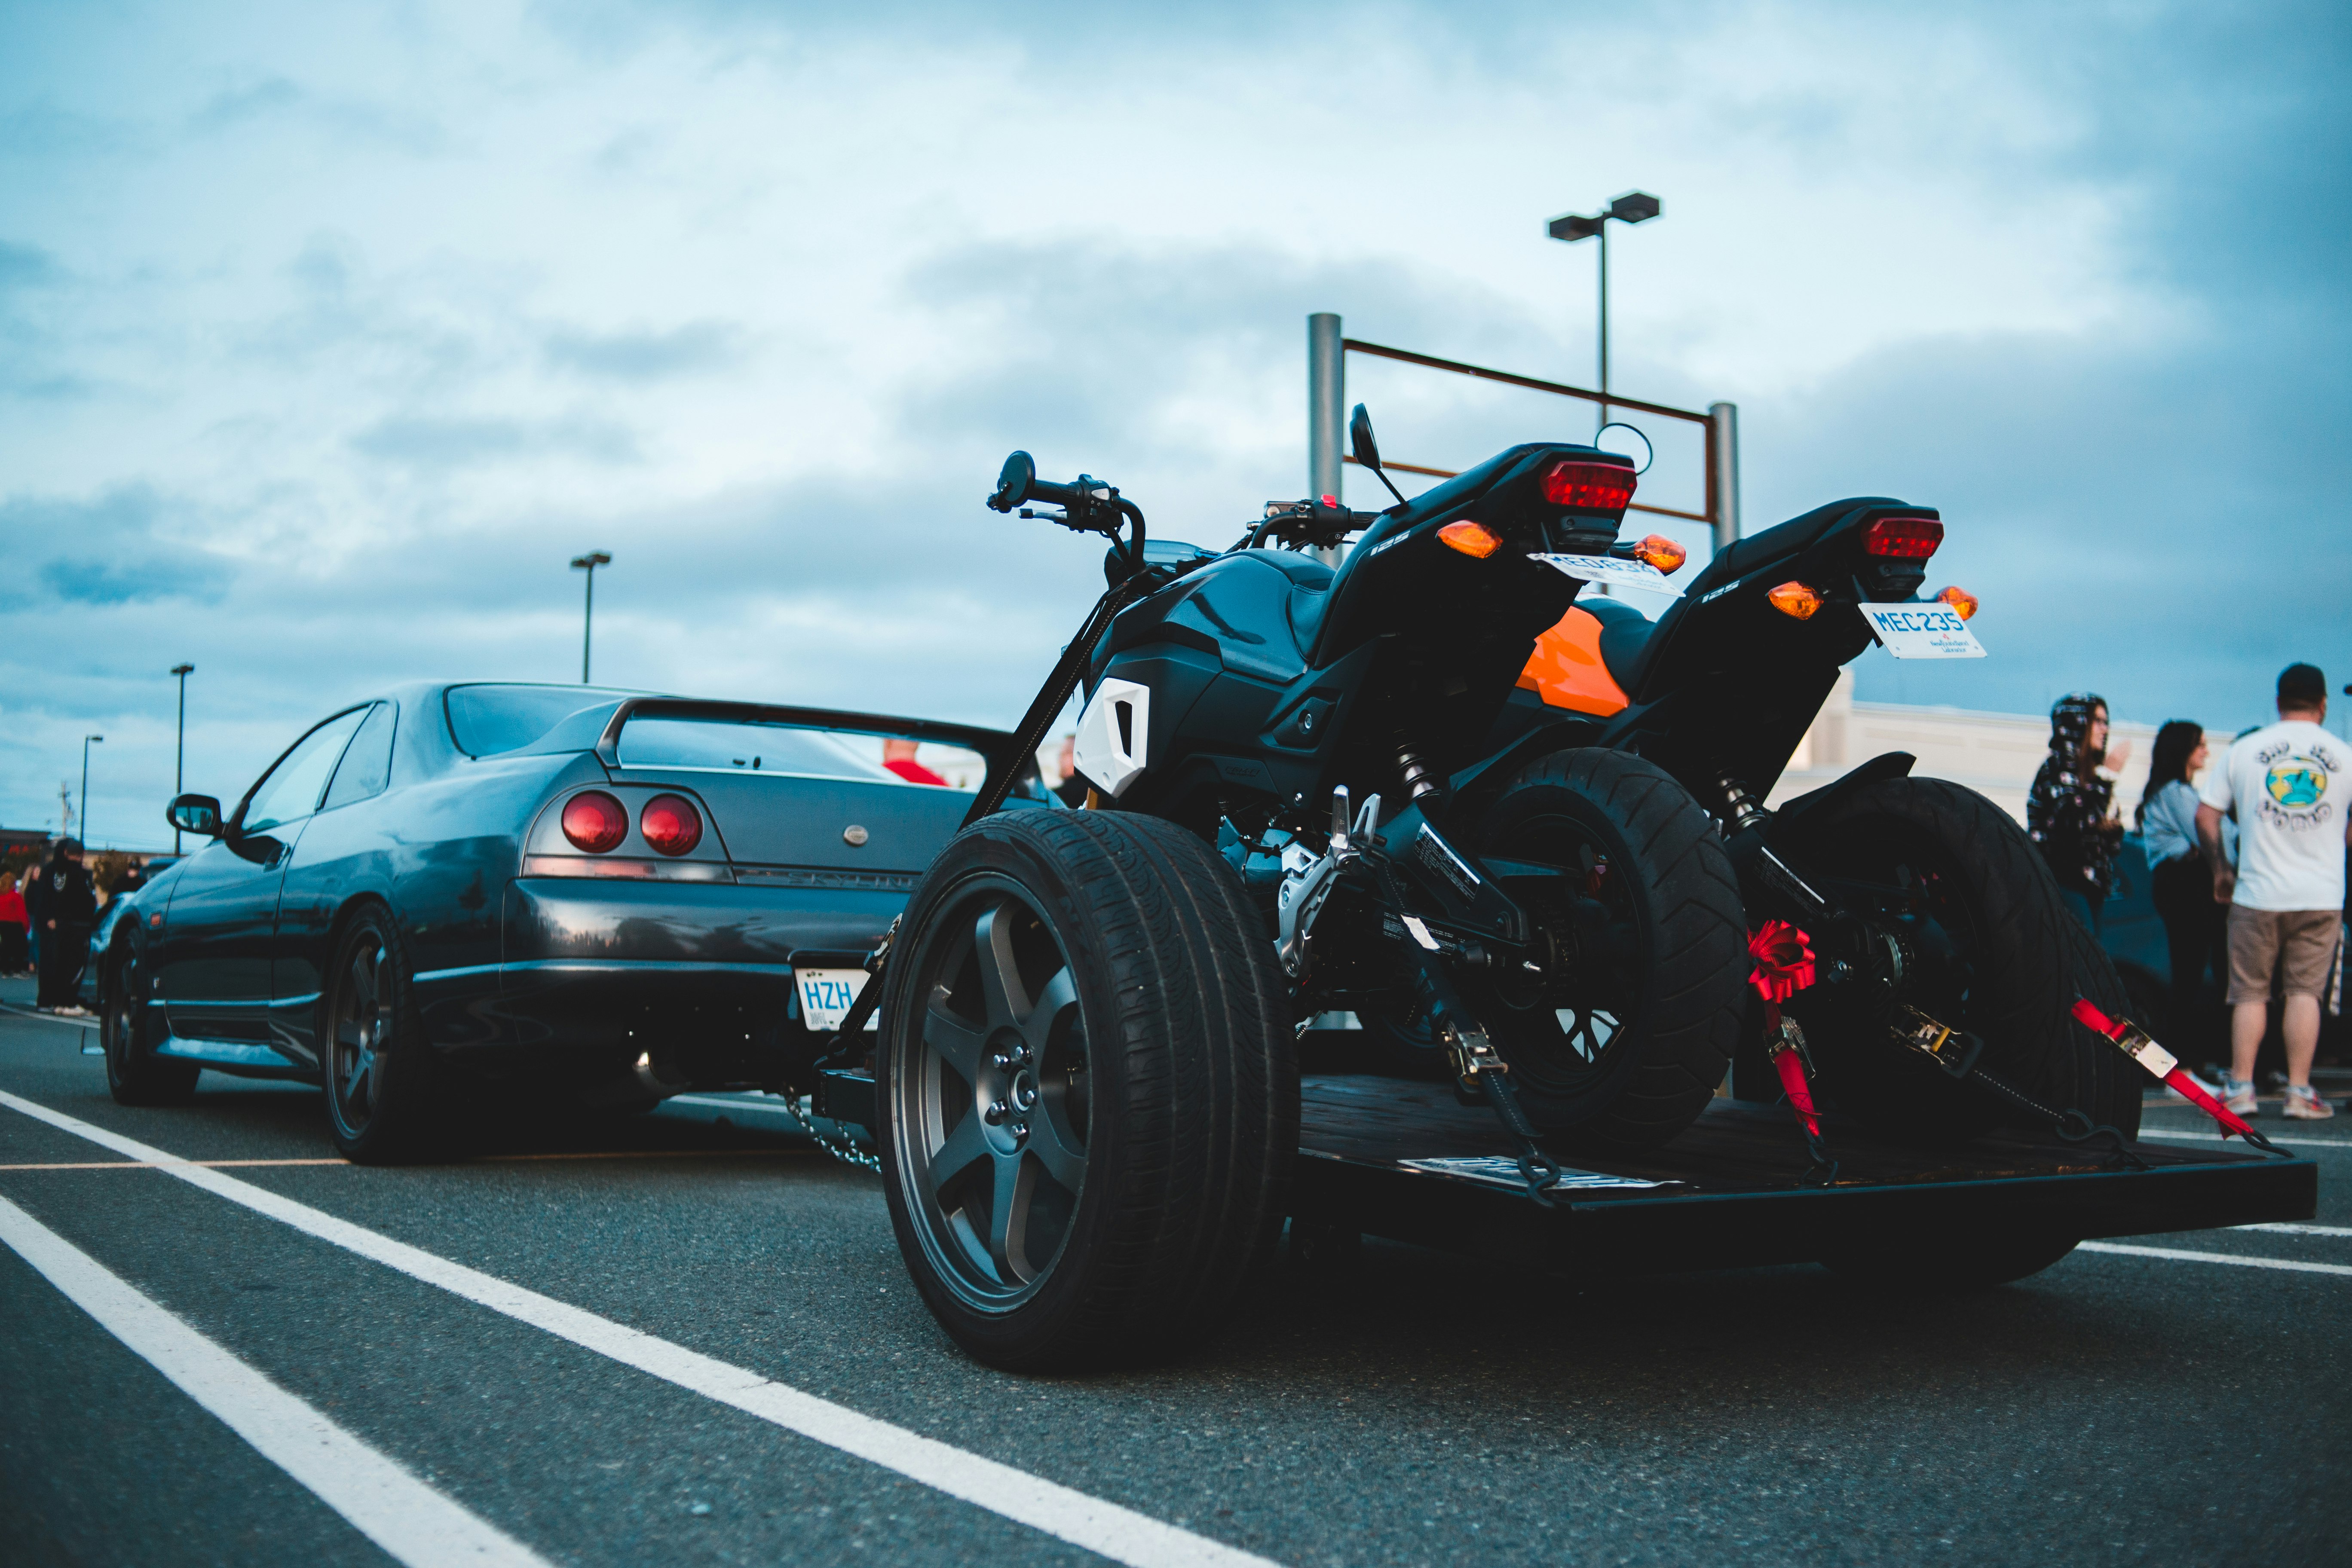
[1594,422,1654,476]
[1350,403,1409,506]
[990,450,1037,513]
[1348,404,1381,471]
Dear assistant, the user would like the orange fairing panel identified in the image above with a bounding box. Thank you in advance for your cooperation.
[1518,607,1629,717]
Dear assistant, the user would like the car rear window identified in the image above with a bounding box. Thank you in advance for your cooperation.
[446,684,627,758]
[615,716,984,790]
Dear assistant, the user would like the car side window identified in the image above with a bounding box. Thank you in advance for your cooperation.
[322,703,398,811]
[242,708,371,835]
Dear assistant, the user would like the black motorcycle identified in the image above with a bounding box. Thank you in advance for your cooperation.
[858,408,2144,1364]
[865,409,1762,1369]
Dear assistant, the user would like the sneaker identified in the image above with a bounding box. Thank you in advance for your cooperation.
[2283,1084,2337,1121]
[2220,1075,2258,1117]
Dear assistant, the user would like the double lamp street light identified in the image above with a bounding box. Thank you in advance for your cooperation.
[1547,190,1661,430]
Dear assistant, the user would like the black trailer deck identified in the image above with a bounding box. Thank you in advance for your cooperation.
[815,1069,2318,1272]
[1291,1076,2318,1272]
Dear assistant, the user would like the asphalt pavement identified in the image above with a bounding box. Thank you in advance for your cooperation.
[3,974,2347,1568]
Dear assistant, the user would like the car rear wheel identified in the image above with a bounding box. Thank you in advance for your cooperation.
[104,949,199,1107]
[322,906,444,1164]
[876,809,1295,1371]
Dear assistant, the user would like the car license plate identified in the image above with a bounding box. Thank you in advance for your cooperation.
[1528,552,1681,595]
[1857,602,1988,660]
[795,968,876,1032]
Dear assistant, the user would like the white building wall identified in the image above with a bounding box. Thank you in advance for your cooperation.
[1765,669,2218,825]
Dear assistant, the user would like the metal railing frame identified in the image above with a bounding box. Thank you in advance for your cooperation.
[1307,313,1740,555]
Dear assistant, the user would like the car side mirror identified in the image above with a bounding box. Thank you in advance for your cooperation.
[1348,403,1381,472]
[168,794,224,838]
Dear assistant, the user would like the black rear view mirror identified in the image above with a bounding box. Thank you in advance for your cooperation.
[1348,404,1380,472]
[1349,403,1408,505]
[989,451,1037,513]
[168,793,223,838]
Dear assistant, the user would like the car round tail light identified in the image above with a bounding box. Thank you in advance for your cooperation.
[560,791,628,854]
[640,794,703,857]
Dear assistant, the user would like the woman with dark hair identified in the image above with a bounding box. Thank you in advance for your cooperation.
[2139,719,2222,1020]
[25,838,96,1014]
[2027,693,2126,933]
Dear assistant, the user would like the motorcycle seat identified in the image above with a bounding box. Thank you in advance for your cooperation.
[1235,548,1335,658]
[1580,596,1655,691]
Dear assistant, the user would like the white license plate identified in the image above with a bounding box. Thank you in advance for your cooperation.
[1529,552,1681,595]
[795,968,876,1032]
[1858,602,1988,660]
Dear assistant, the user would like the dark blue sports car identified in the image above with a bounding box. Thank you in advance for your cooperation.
[95,682,1046,1159]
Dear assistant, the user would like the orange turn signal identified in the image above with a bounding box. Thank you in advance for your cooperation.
[1934,585,1980,620]
[1632,533,1687,574]
[1436,521,1503,559]
[1766,581,1825,621]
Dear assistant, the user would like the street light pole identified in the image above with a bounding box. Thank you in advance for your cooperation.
[570,552,612,685]
[80,735,103,850]
[171,663,194,853]
[1546,191,1661,431]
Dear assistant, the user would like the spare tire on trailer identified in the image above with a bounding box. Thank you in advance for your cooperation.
[875,808,1296,1372]
[1779,775,2141,1146]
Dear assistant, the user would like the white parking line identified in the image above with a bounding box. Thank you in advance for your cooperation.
[2133,1127,2351,1148]
[0,1192,551,1568]
[2234,1222,2352,1237]
[2076,1241,2352,1277]
[0,1089,1277,1568]
[0,1002,96,1029]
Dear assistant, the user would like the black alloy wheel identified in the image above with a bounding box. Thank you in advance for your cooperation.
[322,906,441,1163]
[1464,747,1748,1150]
[103,950,199,1107]
[893,878,1092,1308]
[876,808,1295,1372]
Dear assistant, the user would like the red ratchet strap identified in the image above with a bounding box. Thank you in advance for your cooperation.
[1749,921,1835,1179]
[2070,998,2284,1154]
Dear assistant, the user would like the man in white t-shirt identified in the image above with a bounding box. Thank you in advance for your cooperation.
[2196,662,2351,1120]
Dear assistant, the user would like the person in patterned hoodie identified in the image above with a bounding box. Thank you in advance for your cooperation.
[2027,692,2127,934]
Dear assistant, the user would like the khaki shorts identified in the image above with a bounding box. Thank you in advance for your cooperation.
[2225,906,2345,1004]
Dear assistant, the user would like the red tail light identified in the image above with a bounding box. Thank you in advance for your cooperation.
[1862,515,1943,558]
[560,791,628,854]
[1540,459,1638,512]
[640,793,703,857]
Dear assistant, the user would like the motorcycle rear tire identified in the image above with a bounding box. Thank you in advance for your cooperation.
[1467,748,1748,1152]
[877,808,1295,1372]
[1781,776,2140,1145]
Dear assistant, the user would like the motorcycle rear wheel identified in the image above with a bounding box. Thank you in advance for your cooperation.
[1464,748,1748,1152]
[1777,776,2141,1145]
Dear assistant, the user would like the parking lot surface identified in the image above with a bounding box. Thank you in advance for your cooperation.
[3,977,2346,1568]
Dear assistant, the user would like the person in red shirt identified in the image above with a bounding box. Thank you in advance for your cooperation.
[882,738,949,787]
[0,874,27,973]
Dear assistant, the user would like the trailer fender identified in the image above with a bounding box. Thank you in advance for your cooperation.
[1769,751,1917,832]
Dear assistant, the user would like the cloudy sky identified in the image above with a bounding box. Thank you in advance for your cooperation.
[3,0,2347,847]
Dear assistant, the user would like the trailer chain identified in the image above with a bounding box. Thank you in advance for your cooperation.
[774,1091,882,1175]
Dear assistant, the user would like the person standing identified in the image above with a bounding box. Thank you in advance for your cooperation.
[881,737,949,787]
[2196,663,2350,1120]
[2027,693,2128,933]
[26,838,98,1014]
[0,873,27,974]
[2140,720,2225,1023]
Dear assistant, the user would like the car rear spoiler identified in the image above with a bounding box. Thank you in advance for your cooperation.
[593,696,1033,783]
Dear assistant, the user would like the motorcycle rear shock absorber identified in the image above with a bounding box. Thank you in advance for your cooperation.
[1396,738,1441,805]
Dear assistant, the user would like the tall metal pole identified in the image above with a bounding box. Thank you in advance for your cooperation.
[1596,223,1609,432]
[171,663,193,853]
[1707,402,1741,557]
[1308,312,1344,503]
[570,551,611,684]
[80,735,101,849]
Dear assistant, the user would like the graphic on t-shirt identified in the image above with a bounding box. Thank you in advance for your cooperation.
[2265,757,2328,809]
